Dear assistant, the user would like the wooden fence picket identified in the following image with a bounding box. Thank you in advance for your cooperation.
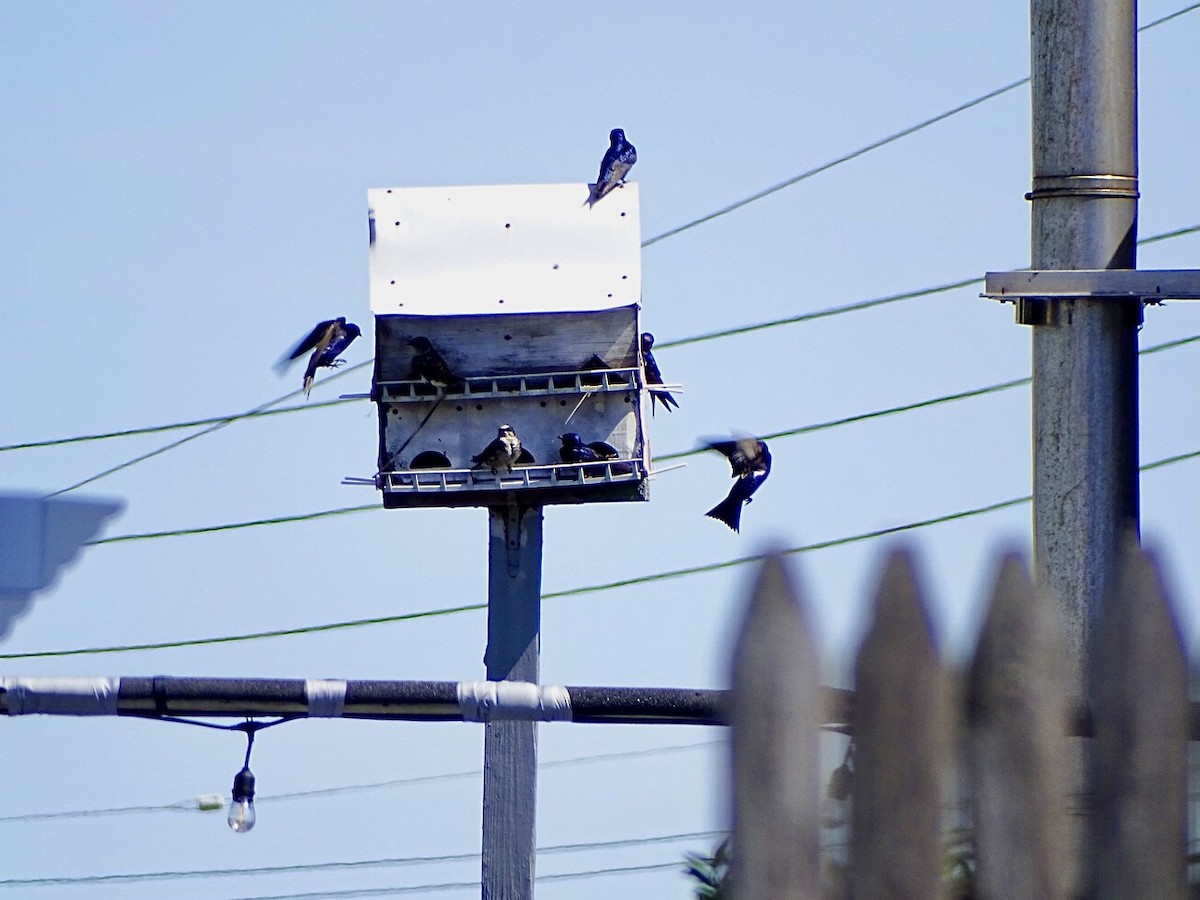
[1090,541,1189,900]
[724,543,1190,899]
[728,552,821,900]
[967,552,1072,900]
[850,548,947,900]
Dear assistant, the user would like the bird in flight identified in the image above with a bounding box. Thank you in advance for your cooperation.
[407,336,463,390]
[586,128,637,207]
[640,332,679,413]
[704,437,772,533]
[278,317,361,398]
[471,424,523,475]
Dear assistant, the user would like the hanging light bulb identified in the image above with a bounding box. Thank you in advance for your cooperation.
[227,765,256,833]
[227,722,259,834]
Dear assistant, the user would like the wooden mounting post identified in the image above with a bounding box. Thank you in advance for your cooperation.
[481,501,543,900]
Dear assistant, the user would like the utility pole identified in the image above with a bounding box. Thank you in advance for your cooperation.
[482,502,542,900]
[1026,0,1140,693]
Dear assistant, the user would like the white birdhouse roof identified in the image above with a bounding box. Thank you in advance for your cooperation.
[368,182,641,316]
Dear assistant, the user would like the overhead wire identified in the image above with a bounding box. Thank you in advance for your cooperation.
[18,0,1200,497]
[43,361,370,497]
[0,738,724,823]
[638,2,1199,248]
[0,830,722,889]
[82,330,1199,545]
[235,861,685,900]
[0,397,355,453]
[0,1,1192,656]
[656,332,1200,463]
[2,7,1193,893]
[3,447,1195,660]
[5,223,1196,458]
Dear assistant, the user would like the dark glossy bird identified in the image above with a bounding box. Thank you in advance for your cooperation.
[586,440,619,460]
[704,437,772,533]
[471,424,523,475]
[640,332,679,413]
[278,317,361,398]
[559,433,602,464]
[407,336,463,390]
[586,128,637,207]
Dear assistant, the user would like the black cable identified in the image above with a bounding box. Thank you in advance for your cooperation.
[3,447,1194,660]
[639,3,1199,248]
[4,225,1196,460]
[0,739,724,824]
[0,831,721,889]
[45,361,371,497]
[83,331,1199,544]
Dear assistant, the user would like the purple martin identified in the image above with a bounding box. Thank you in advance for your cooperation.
[407,336,463,390]
[559,433,602,464]
[704,437,772,533]
[587,440,619,460]
[586,128,637,207]
[278,317,361,398]
[471,424,523,475]
[640,332,679,413]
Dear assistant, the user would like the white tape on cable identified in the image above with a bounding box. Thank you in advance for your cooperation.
[305,679,348,717]
[457,681,572,723]
[1,677,120,715]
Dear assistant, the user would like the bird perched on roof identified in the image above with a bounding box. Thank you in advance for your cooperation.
[586,128,637,207]
[704,437,772,533]
[640,332,679,413]
[407,336,463,390]
[471,424,523,475]
[558,433,602,464]
[277,317,361,398]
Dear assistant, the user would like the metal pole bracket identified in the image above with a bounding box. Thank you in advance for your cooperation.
[982,269,1200,325]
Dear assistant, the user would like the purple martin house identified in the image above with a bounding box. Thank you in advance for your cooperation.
[368,183,654,508]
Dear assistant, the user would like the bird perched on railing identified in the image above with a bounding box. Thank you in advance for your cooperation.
[277,317,361,398]
[558,433,602,464]
[704,437,772,532]
[586,128,637,207]
[407,336,463,391]
[471,425,523,475]
[640,332,679,413]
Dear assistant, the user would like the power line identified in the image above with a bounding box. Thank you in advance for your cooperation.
[637,3,1199,248]
[5,448,1195,660]
[656,333,1200,462]
[237,861,685,900]
[0,397,354,453]
[7,223,1196,460]
[0,739,723,823]
[655,277,980,350]
[0,830,721,889]
[11,0,1198,491]
[84,331,1199,545]
[92,504,379,545]
[640,87,1028,249]
[44,361,370,497]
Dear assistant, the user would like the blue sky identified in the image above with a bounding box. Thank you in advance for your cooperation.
[2,3,1197,897]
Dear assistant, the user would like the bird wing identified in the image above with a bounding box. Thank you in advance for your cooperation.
[642,351,665,385]
[285,319,337,361]
[471,438,503,465]
[586,441,620,460]
[322,322,361,360]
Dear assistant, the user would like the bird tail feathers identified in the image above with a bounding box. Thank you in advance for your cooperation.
[705,496,742,533]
